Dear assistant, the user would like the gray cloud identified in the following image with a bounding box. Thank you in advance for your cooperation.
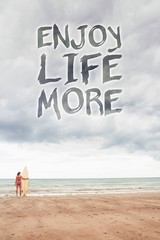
[0,0,160,167]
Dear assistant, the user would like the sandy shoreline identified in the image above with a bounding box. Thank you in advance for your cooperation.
[0,193,160,240]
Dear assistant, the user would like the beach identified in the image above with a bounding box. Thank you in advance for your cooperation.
[0,193,160,240]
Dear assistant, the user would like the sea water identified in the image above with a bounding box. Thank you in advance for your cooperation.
[0,178,160,197]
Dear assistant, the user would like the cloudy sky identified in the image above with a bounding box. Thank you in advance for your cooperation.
[0,0,160,178]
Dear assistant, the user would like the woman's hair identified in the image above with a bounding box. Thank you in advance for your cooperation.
[17,172,21,176]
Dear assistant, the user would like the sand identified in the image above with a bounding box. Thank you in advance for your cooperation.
[0,193,160,240]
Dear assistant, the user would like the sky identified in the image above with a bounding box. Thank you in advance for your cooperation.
[0,0,160,178]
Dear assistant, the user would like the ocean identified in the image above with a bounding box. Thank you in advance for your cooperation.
[0,178,160,197]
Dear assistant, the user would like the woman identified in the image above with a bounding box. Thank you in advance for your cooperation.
[15,172,28,196]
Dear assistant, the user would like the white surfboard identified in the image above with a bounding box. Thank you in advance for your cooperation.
[22,166,29,196]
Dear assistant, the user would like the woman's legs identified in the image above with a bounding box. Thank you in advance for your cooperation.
[16,184,22,196]
[16,184,18,196]
[19,185,22,196]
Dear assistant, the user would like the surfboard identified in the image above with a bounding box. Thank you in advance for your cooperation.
[22,166,29,196]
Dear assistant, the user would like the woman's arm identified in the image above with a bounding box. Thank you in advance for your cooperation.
[22,177,29,180]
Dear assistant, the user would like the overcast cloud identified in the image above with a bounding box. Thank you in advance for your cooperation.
[0,0,160,178]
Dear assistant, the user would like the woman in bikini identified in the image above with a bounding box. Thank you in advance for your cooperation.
[15,172,28,196]
[15,172,22,196]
